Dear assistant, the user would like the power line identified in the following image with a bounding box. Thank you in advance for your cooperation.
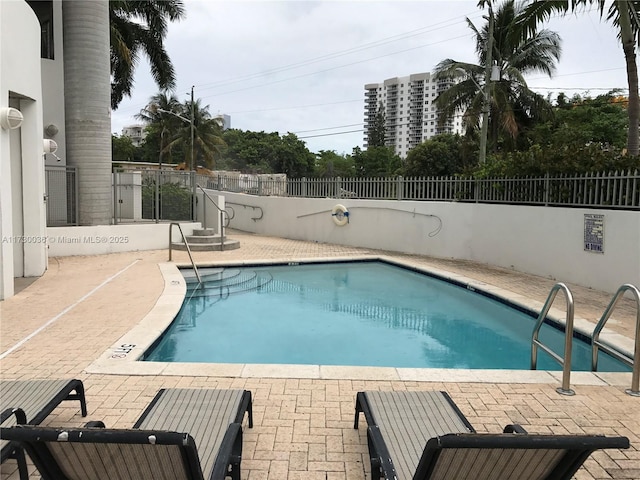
[293,123,363,134]
[527,66,625,81]
[193,5,586,95]
[193,10,481,93]
[298,129,364,139]
[113,20,475,116]
[530,86,628,91]
[228,99,362,115]
[197,33,472,101]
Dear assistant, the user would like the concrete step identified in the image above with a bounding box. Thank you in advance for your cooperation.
[186,234,228,244]
[171,239,241,251]
[191,228,216,236]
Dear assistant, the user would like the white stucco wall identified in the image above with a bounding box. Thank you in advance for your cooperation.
[47,223,200,257]
[219,192,639,293]
[195,192,225,233]
[0,1,47,300]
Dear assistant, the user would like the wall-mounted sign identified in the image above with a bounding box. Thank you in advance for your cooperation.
[584,214,604,253]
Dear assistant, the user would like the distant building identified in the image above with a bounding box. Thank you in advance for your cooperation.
[364,72,463,158]
[214,114,231,130]
[121,124,146,146]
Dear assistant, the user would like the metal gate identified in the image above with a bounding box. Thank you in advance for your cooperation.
[112,169,195,224]
[45,165,78,226]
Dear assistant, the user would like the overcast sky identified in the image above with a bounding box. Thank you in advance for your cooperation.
[111,0,630,156]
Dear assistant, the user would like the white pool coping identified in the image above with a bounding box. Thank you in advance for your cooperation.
[86,256,635,388]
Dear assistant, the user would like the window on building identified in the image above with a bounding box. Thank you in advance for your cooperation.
[27,0,54,60]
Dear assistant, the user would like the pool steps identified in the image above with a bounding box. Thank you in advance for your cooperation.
[171,228,241,252]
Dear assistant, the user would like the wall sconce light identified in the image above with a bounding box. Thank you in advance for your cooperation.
[45,124,59,137]
[0,107,24,130]
[43,138,58,154]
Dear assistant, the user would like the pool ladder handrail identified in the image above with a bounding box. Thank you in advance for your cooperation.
[591,283,640,397]
[531,283,575,396]
[168,222,202,285]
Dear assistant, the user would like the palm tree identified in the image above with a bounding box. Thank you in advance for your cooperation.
[110,0,186,109]
[166,99,227,169]
[61,0,184,225]
[139,96,226,169]
[136,92,183,166]
[434,0,561,155]
[523,1,640,156]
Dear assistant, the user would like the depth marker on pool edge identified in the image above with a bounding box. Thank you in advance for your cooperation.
[0,260,140,360]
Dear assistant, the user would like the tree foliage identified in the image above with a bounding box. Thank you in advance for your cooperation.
[434,0,561,157]
[352,146,401,177]
[136,93,226,169]
[523,0,640,155]
[314,150,355,178]
[218,129,315,177]
[524,91,628,149]
[142,179,191,220]
[112,134,142,162]
[477,143,639,177]
[368,103,387,147]
[476,91,640,176]
[402,134,471,176]
[109,1,186,109]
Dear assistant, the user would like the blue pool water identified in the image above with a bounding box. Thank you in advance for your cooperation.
[144,261,628,371]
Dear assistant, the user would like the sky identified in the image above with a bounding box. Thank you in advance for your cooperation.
[111,0,630,156]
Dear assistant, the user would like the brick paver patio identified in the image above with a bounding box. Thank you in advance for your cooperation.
[1,230,638,479]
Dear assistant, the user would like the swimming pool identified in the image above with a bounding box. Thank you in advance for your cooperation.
[144,261,628,371]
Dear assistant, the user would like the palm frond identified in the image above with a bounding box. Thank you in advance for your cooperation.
[109,0,185,110]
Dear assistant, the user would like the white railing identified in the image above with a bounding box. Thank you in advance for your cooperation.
[204,169,639,209]
[44,168,639,227]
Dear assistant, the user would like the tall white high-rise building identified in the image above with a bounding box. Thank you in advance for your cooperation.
[364,72,463,158]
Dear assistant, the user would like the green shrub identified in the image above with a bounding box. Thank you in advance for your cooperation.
[142,180,192,220]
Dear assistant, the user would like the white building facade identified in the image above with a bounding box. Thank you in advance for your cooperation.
[214,114,231,131]
[121,124,146,146]
[0,1,48,300]
[364,72,463,158]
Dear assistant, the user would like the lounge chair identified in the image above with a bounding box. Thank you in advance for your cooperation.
[1,378,87,480]
[354,390,630,480]
[1,388,253,480]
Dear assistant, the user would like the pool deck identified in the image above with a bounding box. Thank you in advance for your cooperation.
[1,230,639,479]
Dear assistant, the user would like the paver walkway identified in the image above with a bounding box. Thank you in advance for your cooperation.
[1,230,638,479]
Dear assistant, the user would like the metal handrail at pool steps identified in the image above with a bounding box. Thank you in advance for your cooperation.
[531,283,576,396]
[532,282,639,397]
[168,222,201,284]
[592,284,640,396]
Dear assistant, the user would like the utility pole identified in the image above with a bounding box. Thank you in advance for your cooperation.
[479,1,494,164]
[190,85,195,171]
